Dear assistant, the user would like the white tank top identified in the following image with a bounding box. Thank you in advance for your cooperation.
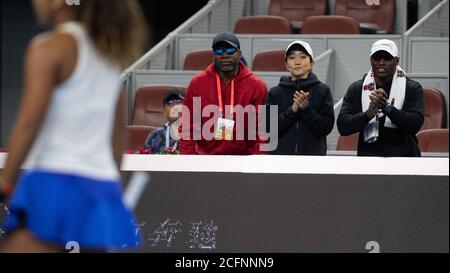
[24,21,122,181]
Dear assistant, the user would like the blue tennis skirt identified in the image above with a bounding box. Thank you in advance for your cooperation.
[2,170,142,250]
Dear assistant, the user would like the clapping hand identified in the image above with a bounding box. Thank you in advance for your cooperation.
[367,88,388,119]
[292,90,310,113]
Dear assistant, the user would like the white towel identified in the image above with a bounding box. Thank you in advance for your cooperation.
[361,65,406,128]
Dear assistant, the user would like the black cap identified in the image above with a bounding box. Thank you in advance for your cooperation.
[212,32,240,49]
[163,89,185,105]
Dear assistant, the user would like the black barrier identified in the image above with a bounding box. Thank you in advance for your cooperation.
[130,172,448,253]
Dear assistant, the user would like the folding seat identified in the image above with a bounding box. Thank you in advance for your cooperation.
[131,85,187,127]
[334,0,395,34]
[336,133,359,151]
[234,15,292,34]
[301,15,360,34]
[252,50,286,71]
[269,0,328,32]
[126,125,157,150]
[421,87,447,131]
[416,129,449,153]
[183,49,213,71]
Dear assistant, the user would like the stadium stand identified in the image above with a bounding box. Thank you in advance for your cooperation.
[252,50,286,71]
[268,0,328,32]
[131,85,187,127]
[301,15,360,34]
[183,49,213,70]
[234,15,292,34]
[417,128,449,152]
[421,87,447,130]
[126,125,157,150]
[333,0,396,34]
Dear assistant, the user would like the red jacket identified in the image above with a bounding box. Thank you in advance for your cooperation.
[179,62,268,155]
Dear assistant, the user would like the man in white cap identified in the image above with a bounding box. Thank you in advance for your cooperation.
[337,39,424,157]
[265,40,334,155]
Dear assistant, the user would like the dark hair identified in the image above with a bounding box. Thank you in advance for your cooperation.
[74,0,149,69]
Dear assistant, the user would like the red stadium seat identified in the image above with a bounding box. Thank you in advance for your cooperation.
[334,0,395,33]
[301,15,360,34]
[126,125,157,150]
[269,0,328,31]
[131,85,187,127]
[183,49,213,71]
[252,50,287,71]
[421,87,447,131]
[417,129,449,153]
[234,15,292,34]
[336,133,359,151]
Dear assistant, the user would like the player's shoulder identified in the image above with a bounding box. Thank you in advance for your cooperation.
[27,30,77,64]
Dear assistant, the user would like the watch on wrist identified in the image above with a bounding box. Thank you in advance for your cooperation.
[383,103,394,114]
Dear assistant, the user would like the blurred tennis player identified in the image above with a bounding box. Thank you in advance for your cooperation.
[0,0,148,252]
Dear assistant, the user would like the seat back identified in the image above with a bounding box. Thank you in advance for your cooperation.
[421,87,447,131]
[417,129,449,153]
[336,133,359,151]
[234,15,292,34]
[301,15,360,34]
[252,50,287,71]
[334,0,395,33]
[131,85,187,127]
[183,49,213,71]
[126,125,157,150]
[269,0,328,24]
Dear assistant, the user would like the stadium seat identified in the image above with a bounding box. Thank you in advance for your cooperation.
[301,15,360,34]
[252,50,287,71]
[417,129,449,153]
[183,49,213,71]
[126,125,157,150]
[336,133,359,151]
[334,0,395,34]
[131,85,187,127]
[421,87,447,131]
[269,0,328,32]
[234,15,292,34]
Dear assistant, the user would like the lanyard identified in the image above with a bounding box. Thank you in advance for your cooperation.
[215,73,235,118]
[165,124,178,150]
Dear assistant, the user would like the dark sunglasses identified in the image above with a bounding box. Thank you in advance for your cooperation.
[371,51,395,61]
[165,99,183,105]
[214,47,237,56]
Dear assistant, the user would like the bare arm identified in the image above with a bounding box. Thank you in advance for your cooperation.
[0,33,72,192]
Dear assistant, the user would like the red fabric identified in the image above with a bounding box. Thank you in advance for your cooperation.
[179,62,268,155]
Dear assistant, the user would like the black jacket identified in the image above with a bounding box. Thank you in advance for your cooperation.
[337,75,424,157]
[265,73,335,155]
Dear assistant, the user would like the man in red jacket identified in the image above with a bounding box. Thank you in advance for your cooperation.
[179,32,268,155]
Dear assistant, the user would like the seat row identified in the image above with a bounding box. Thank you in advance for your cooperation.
[234,0,395,34]
[183,49,301,71]
[126,85,448,153]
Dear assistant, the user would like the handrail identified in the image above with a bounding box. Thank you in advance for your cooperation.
[404,0,448,37]
[334,98,343,112]
[122,0,222,78]
[314,48,333,63]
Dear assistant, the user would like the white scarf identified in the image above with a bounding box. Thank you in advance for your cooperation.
[361,65,406,128]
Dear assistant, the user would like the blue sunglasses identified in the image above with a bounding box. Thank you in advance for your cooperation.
[165,99,183,105]
[214,47,237,56]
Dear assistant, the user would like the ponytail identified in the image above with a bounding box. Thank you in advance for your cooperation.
[75,0,149,69]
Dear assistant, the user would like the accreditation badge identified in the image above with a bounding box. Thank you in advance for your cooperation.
[214,118,235,140]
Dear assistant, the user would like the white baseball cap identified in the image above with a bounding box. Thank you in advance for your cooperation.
[285,40,314,60]
[370,39,398,58]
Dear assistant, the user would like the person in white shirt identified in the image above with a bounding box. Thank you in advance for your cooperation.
[0,0,148,252]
